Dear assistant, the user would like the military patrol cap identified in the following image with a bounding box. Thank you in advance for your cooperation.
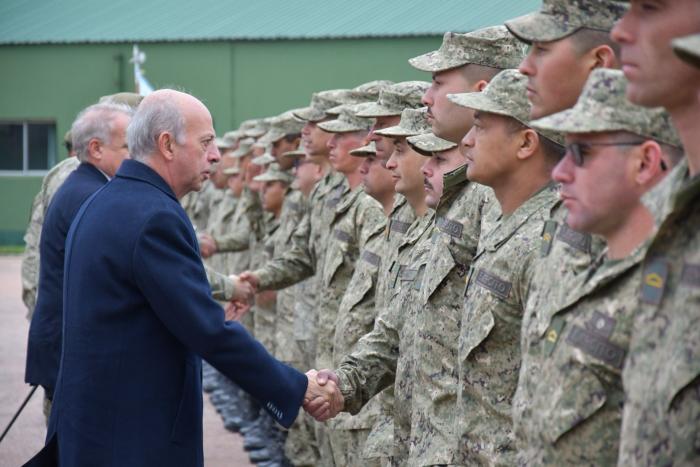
[215,137,235,150]
[279,140,305,159]
[407,132,457,155]
[224,130,243,142]
[325,81,395,115]
[448,69,565,146]
[251,147,276,166]
[222,166,241,176]
[409,26,525,73]
[673,33,700,69]
[245,119,270,138]
[349,141,377,157]
[375,107,432,137]
[253,163,294,184]
[531,69,681,147]
[98,92,144,108]
[356,81,431,118]
[231,137,255,158]
[318,105,374,133]
[505,0,628,44]
[63,130,72,145]
[258,110,305,145]
[294,89,348,122]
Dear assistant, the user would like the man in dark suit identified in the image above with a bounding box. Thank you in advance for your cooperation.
[25,102,133,421]
[24,90,339,467]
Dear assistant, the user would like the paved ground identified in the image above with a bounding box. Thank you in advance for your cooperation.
[0,255,252,466]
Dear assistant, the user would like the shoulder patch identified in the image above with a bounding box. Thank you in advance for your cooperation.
[640,257,669,305]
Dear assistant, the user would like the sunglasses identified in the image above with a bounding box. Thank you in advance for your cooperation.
[565,141,668,171]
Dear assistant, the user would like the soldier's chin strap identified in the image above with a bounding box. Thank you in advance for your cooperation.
[0,385,38,445]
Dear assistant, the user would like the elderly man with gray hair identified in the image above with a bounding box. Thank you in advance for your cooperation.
[25,101,133,424]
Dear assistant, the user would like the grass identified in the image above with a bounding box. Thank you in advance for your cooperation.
[0,245,24,255]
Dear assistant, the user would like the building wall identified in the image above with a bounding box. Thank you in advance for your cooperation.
[0,36,439,244]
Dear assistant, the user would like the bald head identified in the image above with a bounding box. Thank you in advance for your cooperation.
[127,89,212,161]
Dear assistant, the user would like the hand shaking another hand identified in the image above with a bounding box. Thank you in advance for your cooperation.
[303,369,344,422]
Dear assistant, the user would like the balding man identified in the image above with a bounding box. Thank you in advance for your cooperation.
[23,90,338,467]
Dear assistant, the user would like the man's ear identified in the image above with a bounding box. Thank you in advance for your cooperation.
[87,138,102,161]
[158,132,176,161]
[515,128,539,161]
[635,140,664,186]
[591,44,617,70]
[473,79,489,92]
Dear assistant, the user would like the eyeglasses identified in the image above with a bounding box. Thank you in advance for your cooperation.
[565,141,669,171]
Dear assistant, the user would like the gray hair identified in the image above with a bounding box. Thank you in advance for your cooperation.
[71,103,133,163]
[127,96,186,161]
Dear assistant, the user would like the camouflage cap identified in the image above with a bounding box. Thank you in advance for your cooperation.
[253,163,294,184]
[251,148,276,166]
[231,137,255,158]
[408,26,525,73]
[349,141,377,157]
[505,0,628,44]
[215,137,235,150]
[98,92,143,108]
[245,119,270,138]
[531,69,681,147]
[673,33,700,69]
[224,130,243,141]
[407,132,457,155]
[281,141,306,159]
[375,107,432,138]
[318,104,374,133]
[258,110,305,145]
[325,81,394,115]
[356,81,431,118]
[222,166,241,176]
[63,130,72,144]
[294,89,348,122]
[450,69,563,145]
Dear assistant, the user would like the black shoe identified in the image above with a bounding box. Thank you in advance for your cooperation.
[248,448,272,463]
[243,433,267,451]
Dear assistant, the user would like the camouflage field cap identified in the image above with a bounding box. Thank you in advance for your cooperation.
[231,137,255,158]
[407,132,457,154]
[673,33,700,69]
[531,69,681,147]
[98,92,144,108]
[245,119,270,138]
[251,148,276,166]
[375,107,432,138]
[356,81,431,118]
[253,163,295,184]
[505,0,628,44]
[215,137,235,150]
[349,141,377,157]
[318,104,374,133]
[325,81,395,115]
[258,110,305,145]
[222,166,241,176]
[281,141,306,159]
[294,89,348,122]
[224,129,243,141]
[63,130,72,144]
[447,69,564,146]
[408,26,525,73]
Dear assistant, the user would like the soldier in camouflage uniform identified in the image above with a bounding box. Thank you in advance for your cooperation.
[611,4,700,464]
[515,68,682,465]
[409,25,525,143]
[448,69,564,465]
[505,1,627,370]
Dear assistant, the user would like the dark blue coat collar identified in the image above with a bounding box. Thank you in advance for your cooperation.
[116,159,178,201]
[77,161,109,181]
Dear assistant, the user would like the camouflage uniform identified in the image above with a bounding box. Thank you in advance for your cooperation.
[190,180,217,232]
[21,157,80,319]
[447,69,562,465]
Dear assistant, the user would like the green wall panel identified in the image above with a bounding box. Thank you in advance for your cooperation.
[0,36,439,244]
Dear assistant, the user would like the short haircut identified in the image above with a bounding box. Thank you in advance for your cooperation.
[504,117,565,165]
[71,103,133,163]
[127,96,186,161]
[569,27,621,58]
[460,63,503,84]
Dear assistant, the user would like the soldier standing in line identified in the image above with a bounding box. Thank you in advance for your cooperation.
[611,1,700,464]
[449,69,565,465]
[518,68,682,465]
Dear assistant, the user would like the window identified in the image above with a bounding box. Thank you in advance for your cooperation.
[0,122,57,173]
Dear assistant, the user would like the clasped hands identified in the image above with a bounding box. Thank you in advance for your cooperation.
[303,369,344,422]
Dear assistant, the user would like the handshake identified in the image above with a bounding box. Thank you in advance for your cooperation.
[222,272,262,321]
[302,369,345,422]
